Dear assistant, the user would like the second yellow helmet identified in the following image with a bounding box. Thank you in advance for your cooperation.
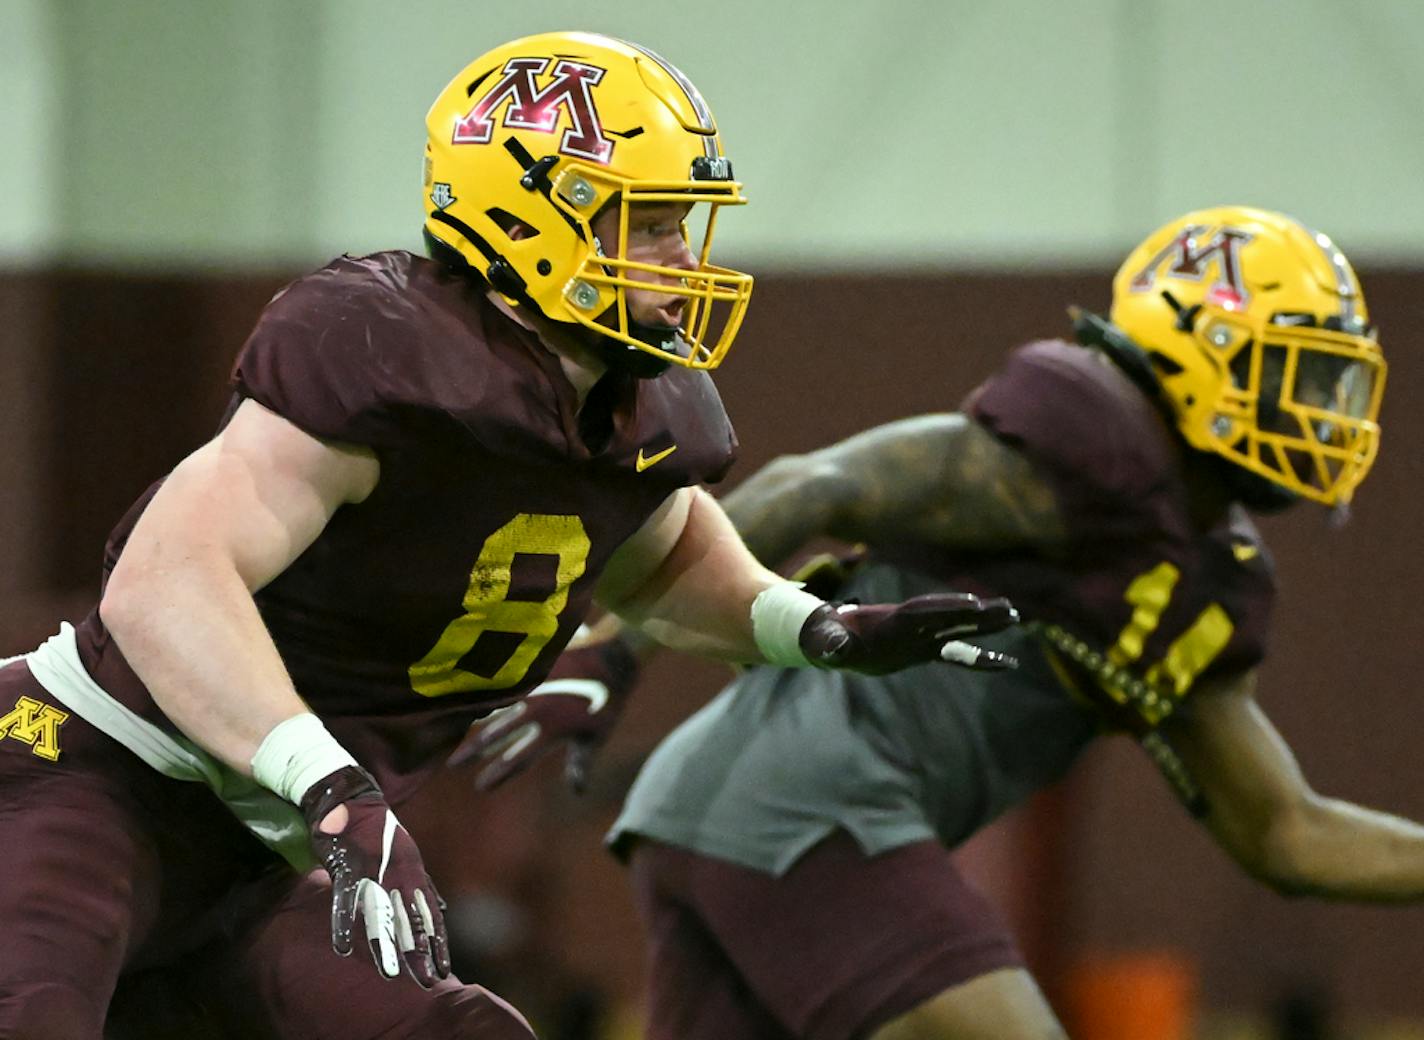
[1110,206,1385,506]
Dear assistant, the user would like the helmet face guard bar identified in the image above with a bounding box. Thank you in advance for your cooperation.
[1195,303,1386,505]
[553,166,752,370]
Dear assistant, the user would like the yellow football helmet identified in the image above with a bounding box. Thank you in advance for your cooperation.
[423,31,752,371]
[1110,206,1385,506]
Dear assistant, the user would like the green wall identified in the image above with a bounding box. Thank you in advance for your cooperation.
[5,0,1422,270]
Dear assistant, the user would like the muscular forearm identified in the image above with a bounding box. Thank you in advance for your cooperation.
[1263,794,1424,902]
[102,551,310,777]
[609,490,782,661]
[720,417,1065,567]
[96,400,377,786]
[1172,679,1424,904]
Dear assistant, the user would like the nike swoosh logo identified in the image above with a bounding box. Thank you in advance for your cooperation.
[636,444,677,472]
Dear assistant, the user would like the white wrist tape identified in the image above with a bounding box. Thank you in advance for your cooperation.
[750,582,826,667]
[251,712,360,805]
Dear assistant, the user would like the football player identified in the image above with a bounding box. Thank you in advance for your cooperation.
[466,207,1424,1040]
[0,32,1014,1040]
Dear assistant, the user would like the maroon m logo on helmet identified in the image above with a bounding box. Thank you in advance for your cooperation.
[1129,225,1255,306]
[454,57,614,164]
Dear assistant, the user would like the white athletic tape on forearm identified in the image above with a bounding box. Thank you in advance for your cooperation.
[750,582,825,668]
[251,712,360,805]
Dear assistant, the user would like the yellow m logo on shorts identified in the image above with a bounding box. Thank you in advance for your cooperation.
[0,695,68,761]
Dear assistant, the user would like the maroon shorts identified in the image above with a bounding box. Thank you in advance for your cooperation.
[0,659,531,1040]
[0,659,267,1039]
[629,831,1024,1040]
[106,870,532,1040]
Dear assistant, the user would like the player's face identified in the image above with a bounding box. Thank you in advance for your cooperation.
[592,201,697,329]
[1257,347,1377,444]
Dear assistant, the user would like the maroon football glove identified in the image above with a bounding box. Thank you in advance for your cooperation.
[799,593,1019,674]
[451,637,640,793]
[300,766,451,988]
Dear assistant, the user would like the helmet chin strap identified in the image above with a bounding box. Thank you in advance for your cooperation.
[1068,305,1165,403]
[591,315,680,379]
[425,223,681,379]
[1208,454,1300,514]
[583,228,679,379]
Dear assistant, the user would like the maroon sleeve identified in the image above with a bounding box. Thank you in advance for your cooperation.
[231,256,423,447]
[965,339,1177,536]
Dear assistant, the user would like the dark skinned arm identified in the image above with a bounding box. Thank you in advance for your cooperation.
[722,413,1067,568]
[579,413,1067,656]
[1165,670,1424,901]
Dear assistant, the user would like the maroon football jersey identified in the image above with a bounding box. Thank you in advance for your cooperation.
[75,251,737,802]
[879,338,1275,728]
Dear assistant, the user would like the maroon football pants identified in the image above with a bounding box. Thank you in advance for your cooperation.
[629,831,1025,1040]
[104,869,532,1040]
[0,659,531,1040]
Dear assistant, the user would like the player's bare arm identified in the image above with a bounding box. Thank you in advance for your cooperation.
[594,485,785,661]
[100,397,379,773]
[464,471,1018,788]
[721,413,1068,568]
[593,415,1061,657]
[101,399,450,986]
[1165,671,1424,901]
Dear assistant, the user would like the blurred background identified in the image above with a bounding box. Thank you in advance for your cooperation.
[3,1,1423,1037]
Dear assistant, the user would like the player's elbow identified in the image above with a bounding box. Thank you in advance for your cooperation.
[1246,797,1330,898]
[99,555,160,643]
[100,537,223,641]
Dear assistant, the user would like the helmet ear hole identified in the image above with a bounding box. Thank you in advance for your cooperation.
[487,208,540,240]
[1148,352,1185,377]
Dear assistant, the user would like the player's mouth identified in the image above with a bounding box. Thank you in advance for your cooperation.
[657,298,686,326]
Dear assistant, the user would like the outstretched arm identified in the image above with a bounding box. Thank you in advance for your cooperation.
[461,417,1047,788]
[594,484,1013,665]
[593,485,782,661]
[591,414,1065,653]
[1166,671,1424,901]
[722,412,1067,569]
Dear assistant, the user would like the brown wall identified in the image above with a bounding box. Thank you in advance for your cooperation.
[2,263,1422,1025]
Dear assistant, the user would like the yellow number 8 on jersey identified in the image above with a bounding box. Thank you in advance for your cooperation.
[410,513,591,697]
